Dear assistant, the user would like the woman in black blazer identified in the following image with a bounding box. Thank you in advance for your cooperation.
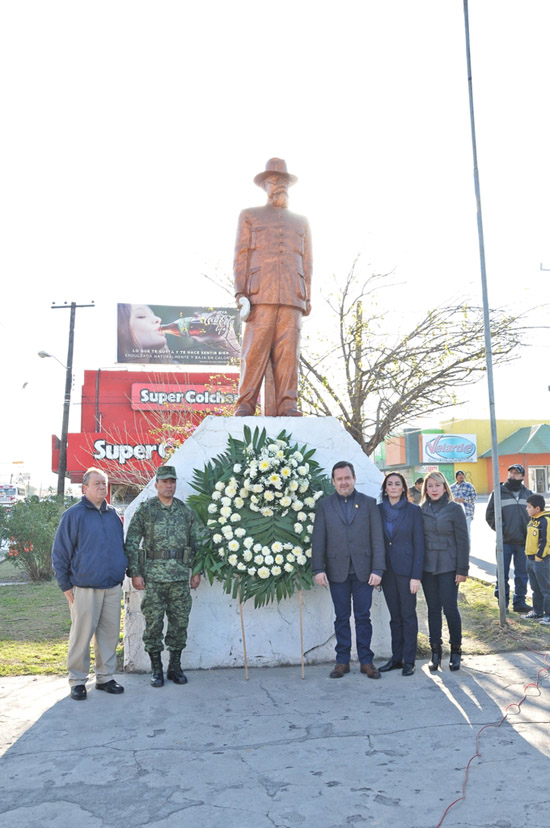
[377,473,425,676]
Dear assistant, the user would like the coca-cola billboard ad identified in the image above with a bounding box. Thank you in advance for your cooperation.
[117,304,241,366]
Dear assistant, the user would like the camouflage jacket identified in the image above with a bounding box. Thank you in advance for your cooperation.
[125,496,201,582]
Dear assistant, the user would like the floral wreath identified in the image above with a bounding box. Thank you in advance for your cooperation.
[188,425,331,607]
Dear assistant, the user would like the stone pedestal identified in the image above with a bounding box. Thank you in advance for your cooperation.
[123,416,390,671]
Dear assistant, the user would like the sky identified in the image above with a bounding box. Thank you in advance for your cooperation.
[1,0,548,491]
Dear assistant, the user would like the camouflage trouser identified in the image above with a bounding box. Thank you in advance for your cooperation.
[141,580,192,653]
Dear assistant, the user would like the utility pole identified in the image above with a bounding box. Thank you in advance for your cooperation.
[462,1,507,626]
[52,301,95,497]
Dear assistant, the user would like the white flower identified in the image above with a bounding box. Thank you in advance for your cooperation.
[218,549,225,558]
[254,554,265,565]
[253,484,264,493]
[243,537,254,549]
[281,466,292,478]
[262,546,270,555]
[264,491,275,502]
[271,541,283,553]
[247,567,257,576]
[292,546,302,556]
[297,465,307,476]
[218,517,227,525]
[220,506,232,518]
[228,554,238,566]
[260,507,274,517]
[305,548,312,558]
[239,488,249,498]
[299,482,309,493]
[297,511,307,522]
[268,473,281,487]
[280,495,292,507]
[271,565,282,576]
[222,526,233,539]
[207,519,217,526]
[289,480,299,492]
[307,525,314,533]
[228,540,240,552]
[286,553,296,563]
[208,503,218,513]
[212,491,222,501]
[233,463,242,473]
[221,496,232,507]
[275,554,284,565]
[230,513,241,522]
[304,535,310,543]
[264,554,274,565]
[267,443,278,453]
[291,500,303,511]
[237,562,246,571]
[304,497,315,508]
[212,533,223,544]
[314,490,323,500]
[249,503,260,512]
[253,544,262,553]
[259,460,270,472]
[234,497,244,509]
[243,550,253,562]
[235,527,246,537]
[294,523,303,534]
[225,486,237,498]
[284,562,294,573]
[215,481,225,491]
[250,495,259,504]
[297,554,307,565]
[258,566,270,579]
[292,451,303,461]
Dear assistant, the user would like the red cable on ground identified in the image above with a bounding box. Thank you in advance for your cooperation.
[434,631,550,828]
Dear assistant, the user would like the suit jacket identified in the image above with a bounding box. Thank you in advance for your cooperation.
[377,500,425,579]
[233,203,312,314]
[311,491,385,583]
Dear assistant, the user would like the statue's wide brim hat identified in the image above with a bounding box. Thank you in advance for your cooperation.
[254,157,298,187]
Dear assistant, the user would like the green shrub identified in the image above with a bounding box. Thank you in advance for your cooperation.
[1,496,77,582]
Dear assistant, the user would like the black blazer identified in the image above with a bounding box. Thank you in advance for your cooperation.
[377,500,425,580]
[311,491,385,583]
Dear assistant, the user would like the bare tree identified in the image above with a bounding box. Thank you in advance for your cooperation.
[300,260,531,456]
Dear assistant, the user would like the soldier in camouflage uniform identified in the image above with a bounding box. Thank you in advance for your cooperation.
[125,465,201,687]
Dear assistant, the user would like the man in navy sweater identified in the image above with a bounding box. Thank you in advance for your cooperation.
[52,468,128,700]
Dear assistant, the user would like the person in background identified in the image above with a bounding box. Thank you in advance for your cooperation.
[522,494,550,625]
[451,470,477,536]
[485,464,532,613]
[409,478,424,505]
[421,471,469,672]
[377,473,424,676]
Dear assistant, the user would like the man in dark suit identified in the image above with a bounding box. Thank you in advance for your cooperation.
[233,158,312,417]
[312,461,385,678]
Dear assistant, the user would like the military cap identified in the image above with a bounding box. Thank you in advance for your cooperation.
[156,465,177,480]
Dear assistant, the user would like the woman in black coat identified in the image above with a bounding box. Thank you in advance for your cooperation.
[377,473,425,676]
[421,471,470,672]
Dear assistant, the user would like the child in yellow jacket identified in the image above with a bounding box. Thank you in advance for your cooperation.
[523,495,550,624]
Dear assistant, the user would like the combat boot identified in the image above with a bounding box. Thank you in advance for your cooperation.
[449,645,462,671]
[149,652,164,688]
[167,650,188,684]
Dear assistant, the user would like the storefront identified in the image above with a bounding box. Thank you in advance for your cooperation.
[51,368,239,508]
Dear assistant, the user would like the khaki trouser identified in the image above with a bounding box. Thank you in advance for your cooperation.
[67,585,122,686]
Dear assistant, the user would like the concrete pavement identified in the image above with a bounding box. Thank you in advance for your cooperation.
[1,652,549,828]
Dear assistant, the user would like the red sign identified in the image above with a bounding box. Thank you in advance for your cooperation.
[131,382,238,411]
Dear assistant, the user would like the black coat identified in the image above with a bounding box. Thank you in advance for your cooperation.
[378,500,425,579]
[421,498,470,576]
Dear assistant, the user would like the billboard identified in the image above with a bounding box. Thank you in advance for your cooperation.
[130,381,238,411]
[421,434,477,464]
[117,304,241,365]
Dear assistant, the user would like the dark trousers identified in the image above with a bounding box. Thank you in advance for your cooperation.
[329,574,374,664]
[421,571,462,648]
[382,569,418,664]
[494,543,529,608]
[526,556,550,616]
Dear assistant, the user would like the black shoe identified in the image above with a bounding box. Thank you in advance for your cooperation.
[378,660,403,673]
[96,679,125,694]
[428,647,442,672]
[167,650,188,685]
[402,663,415,676]
[70,684,87,701]
[513,604,532,613]
[149,652,164,688]
[449,647,461,672]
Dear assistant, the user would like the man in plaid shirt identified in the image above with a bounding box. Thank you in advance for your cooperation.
[451,470,477,536]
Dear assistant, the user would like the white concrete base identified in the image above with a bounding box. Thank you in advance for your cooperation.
[123,416,390,671]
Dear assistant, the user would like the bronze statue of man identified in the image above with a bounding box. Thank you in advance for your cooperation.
[233,158,312,417]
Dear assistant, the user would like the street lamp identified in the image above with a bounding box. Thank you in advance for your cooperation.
[38,349,72,497]
[38,351,66,369]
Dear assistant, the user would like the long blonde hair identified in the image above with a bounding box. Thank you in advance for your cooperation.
[421,471,453,504]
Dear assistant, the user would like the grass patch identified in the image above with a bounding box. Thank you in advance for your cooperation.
[416,577,550,656]
[0,556,30,584]
[0,578,124,677]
